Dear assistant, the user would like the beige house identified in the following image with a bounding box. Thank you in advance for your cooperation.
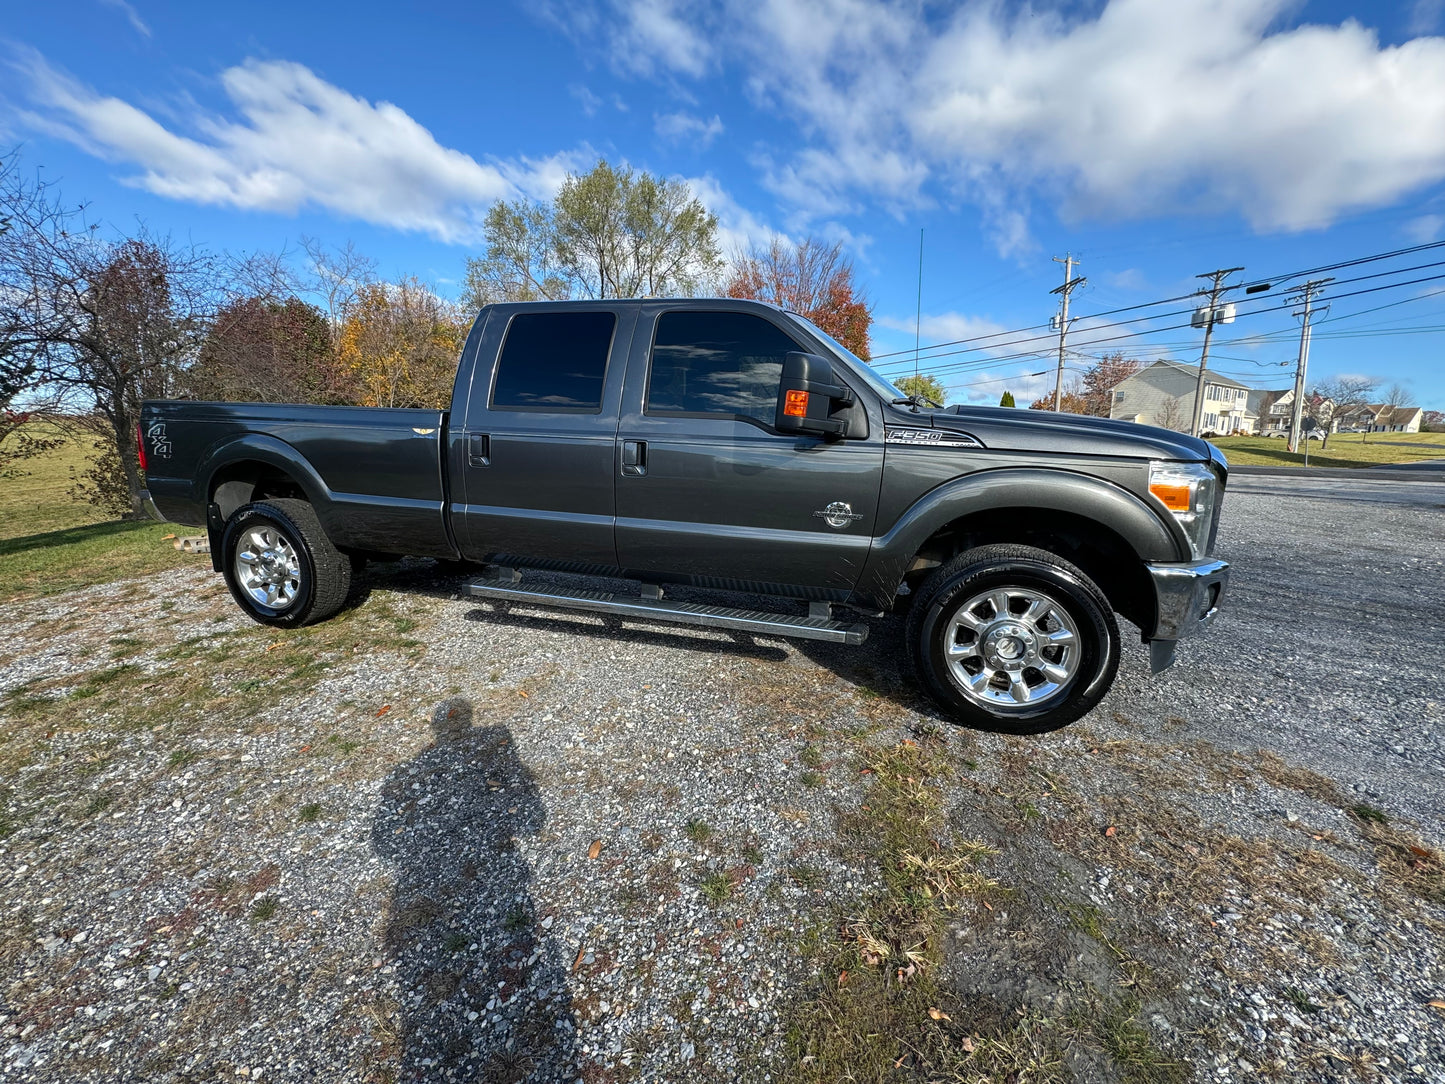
[1107,360,1256,434]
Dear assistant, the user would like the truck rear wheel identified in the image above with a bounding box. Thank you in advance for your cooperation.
[221,499,352,627]
[906,544,1119,734]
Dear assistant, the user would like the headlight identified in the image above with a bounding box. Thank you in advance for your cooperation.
[1149,461,1217,558]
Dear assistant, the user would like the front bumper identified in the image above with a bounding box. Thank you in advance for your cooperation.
[1144,557,1229,672]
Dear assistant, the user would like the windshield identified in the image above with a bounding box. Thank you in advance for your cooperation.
[784,313,908,402]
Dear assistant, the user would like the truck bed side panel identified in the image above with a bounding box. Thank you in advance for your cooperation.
[141,401,454,558]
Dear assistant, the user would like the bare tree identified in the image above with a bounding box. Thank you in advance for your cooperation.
[1,155,68,473]
[1377,382,1415,432]
[301,237,378,331]
[2,156,216,514]
[1154,396,1184,431]
[1310,376,1378,447]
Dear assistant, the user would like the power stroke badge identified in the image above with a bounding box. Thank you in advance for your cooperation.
[814,501,865,529]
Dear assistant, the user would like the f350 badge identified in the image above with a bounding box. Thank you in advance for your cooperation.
[814,501,864,529]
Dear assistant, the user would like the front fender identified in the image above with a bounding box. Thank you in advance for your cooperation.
[850,467,1188,610]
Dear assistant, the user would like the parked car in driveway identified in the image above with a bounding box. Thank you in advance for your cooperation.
[140,299,1230,733]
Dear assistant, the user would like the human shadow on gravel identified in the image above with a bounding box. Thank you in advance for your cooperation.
[372,699,577,1082]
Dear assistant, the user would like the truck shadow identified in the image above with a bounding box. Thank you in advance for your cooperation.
[370,699,578,1082]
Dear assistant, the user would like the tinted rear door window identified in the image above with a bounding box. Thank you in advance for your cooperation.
[491,311,617,412]
[646,311,801,426]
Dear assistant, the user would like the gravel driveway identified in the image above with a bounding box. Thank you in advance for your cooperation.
[1,473,1442,1083]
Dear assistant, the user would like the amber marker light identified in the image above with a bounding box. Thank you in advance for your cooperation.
[1148,481,1192,513]
[784,389,809,417]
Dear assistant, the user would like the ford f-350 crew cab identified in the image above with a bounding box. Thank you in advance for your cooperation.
[140,298,1228,733]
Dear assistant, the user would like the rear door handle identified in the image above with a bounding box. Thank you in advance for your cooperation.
[468,433,490,466]
[621,439,647,476]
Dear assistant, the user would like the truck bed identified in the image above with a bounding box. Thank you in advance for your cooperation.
[141,401,455,559]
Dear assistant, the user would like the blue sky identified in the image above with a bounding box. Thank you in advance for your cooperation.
[3,0,1445,409]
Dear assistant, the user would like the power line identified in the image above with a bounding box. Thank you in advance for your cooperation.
[915,270,1445,380]
[870,237,1445,367]
[876,258,1445,373]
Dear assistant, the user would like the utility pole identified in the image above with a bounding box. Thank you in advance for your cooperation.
[1287,278,1333,454]
[1050,254,1085,411]
[1189,267,1244,437]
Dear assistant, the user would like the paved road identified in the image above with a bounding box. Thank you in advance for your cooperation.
[1114,472,1445,838]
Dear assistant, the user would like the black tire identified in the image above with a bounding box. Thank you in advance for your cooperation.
[906,543,1119,734]
[220,499,352,627]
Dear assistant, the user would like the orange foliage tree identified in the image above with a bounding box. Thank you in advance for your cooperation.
[335,278,466,409]
[724,238,873,358]
[1029,352,1141,415]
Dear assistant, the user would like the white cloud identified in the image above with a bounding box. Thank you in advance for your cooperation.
[684,172,784,258]
[99,0,150,38]
[570,84,603,117]
[601,0,1445,250]
[1405,213,1445,242]
[1410,0,1445,36]
[7,51,586,243]
[654,111,723,147]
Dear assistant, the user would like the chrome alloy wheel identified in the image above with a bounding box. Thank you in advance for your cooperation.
[944,585,1081,709]
[234,525,303,611]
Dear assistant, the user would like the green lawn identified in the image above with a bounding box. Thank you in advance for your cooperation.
[1,427,187,599]
[1210,434,1445,469]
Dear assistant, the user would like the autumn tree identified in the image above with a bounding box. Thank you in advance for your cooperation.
[336,278,466,409]
[1421,409,1444,432]
[1079,352,1141,416]
[1029,384,1088,413]
[894,373,947,406]
[188,296,339,404]
[723,237,873,358]
[1028,353,1139,416]
[461,159,722,309]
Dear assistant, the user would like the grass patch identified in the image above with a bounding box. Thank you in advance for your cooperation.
[800,770,822,789]
[800,743,824,770]
[1210,434,1445,469]
[0,520,186,599]
[700,872,733,905]
[298,803,322,823]
[249,896,279,922]
[684,818,713,844]
[166,749,200,770]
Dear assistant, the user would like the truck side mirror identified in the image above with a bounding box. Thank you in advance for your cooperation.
[776,352,856,438]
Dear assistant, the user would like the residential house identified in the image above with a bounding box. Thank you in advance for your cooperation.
[1107,360,1256,434]
[1249,388,1292,436]
[1337,403,1424,433]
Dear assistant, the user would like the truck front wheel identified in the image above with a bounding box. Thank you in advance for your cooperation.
[221,499,352,627]
[906,544,1119,734]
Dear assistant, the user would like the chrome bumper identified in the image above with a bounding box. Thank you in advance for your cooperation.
[1144,557,1228,672]
[139,488,166,523]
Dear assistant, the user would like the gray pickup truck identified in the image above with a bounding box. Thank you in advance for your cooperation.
[140,298,1228,733]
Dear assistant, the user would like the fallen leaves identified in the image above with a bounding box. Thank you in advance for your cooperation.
[375,705,390,717]
[1104,825,1118,838]
[572,945,586,972]
[587,840,602,860]
[927,1007,951,1021]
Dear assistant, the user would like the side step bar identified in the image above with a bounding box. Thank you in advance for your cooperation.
[464,574,869,645]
